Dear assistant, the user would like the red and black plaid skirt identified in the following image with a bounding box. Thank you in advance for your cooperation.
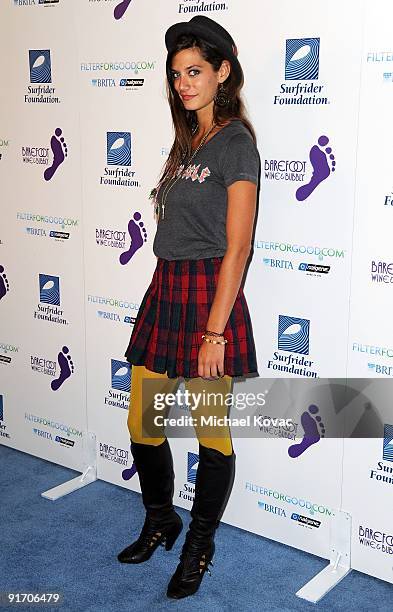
[124,257,258,379]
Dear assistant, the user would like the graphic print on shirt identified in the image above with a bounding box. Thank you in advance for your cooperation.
[176,162,211,184]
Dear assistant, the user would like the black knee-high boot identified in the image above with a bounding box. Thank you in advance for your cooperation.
[167,444,236,599]
[117,439,183,564]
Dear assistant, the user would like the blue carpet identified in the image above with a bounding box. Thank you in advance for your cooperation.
[1,445,392,612]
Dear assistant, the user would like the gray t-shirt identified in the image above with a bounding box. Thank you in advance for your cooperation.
[152,119,260,261]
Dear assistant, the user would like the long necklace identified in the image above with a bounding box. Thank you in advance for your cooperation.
[155,122,216,221]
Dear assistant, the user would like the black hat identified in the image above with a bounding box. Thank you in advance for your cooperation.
[165,15,242,84]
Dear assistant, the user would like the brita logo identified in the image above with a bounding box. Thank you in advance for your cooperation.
[14,0,60,6]
[275,37,329,106]
[91,77,144,90]
[29,49,51,82]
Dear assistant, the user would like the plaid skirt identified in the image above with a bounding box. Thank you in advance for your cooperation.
[124,257,259,379]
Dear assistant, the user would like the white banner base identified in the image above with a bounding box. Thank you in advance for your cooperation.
[41,432,97,501]
[297,511,352,603]
[41,466,96,501]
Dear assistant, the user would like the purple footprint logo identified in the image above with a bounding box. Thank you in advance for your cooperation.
[296,135,336,202]
[44,128,68,181]
[0,265,10,300]
[119,212,147,265]
[51,345,74,391]
[122,448,137,481]
[288,404,325,458]
[114,0,132,20]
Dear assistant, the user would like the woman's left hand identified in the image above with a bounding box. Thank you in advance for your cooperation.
[198,341,225,380]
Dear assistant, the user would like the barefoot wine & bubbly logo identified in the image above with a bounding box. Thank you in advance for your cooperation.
[21,126,68,181]
[30,345,75,391]
[0,265,10,302]
[99,439,137,483]
[95,211,147,264]
[113,0,132,20]
[264,134,336,202]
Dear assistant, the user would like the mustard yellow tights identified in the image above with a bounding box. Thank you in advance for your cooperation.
[127,365,233,456]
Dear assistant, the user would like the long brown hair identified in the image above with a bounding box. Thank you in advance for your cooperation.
[158,33,256,187]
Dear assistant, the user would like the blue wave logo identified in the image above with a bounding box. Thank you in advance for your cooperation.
[278,315,310,354]
[29,49,52,83]
[383,424,393,462]
[107,132,131,166]
[111,359,131,392]
[187,452,199,484]
[39,274,60,305]
[285,38,320,80]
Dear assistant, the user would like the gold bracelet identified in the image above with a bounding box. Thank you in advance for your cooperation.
[201,334,228,345]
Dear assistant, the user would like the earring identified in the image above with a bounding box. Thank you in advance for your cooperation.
[214,83,230,107]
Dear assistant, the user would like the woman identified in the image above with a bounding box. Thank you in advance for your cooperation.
[118,15,260,599]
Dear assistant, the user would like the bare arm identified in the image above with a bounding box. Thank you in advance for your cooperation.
[198,180,257,379]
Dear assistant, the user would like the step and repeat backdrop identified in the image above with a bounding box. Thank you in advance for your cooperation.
[1,0,393,588]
